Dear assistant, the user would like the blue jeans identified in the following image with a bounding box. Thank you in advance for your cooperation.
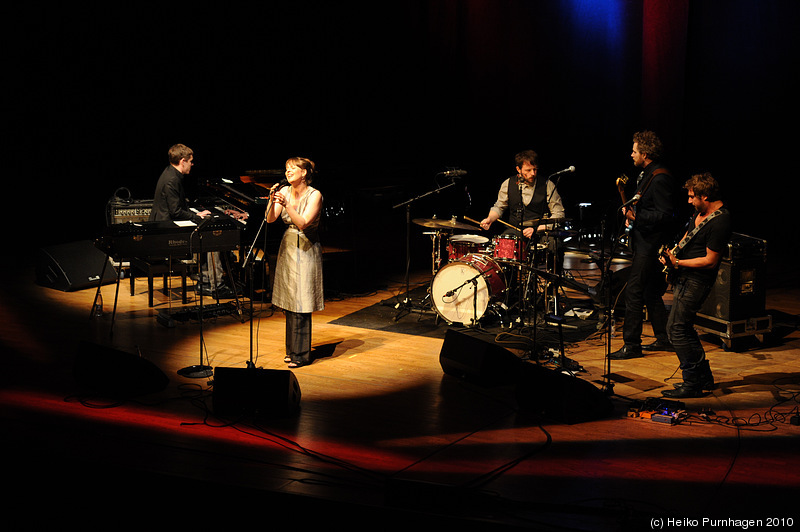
[667,277,713,387]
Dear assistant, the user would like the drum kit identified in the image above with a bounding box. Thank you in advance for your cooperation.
[412,215,579,328]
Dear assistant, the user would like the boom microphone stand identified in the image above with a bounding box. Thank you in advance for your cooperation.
[392,178,459,321]
[240,190,279,369]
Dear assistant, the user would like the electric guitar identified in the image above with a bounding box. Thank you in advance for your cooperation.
[659,244,678,284]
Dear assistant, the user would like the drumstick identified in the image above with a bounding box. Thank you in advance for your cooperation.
[464,216,516,231]
[464,215,555,231]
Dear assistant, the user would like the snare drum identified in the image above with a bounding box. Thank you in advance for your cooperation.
[447,234,490,260]
[431,253,506,325]
[492,234,528,262]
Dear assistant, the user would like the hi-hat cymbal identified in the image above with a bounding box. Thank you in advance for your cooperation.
[413,217,475,230]
[522,217,571,227]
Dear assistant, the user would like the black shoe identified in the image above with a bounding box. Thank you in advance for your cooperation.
[199,285,235,298]
[641,339,675,352]
[673,379,716,391]
[609,345,643,360]
[214,285,236,299]
[662,385,705,398]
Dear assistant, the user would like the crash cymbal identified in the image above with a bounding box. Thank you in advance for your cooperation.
[413,217,475,230]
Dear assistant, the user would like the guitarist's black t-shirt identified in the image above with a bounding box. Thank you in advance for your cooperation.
[677,207,732,284]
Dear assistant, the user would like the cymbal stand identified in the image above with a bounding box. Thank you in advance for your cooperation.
[422,230,446,276]
[392,180,458,321]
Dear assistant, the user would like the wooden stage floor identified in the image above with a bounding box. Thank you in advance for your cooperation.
[2,254,799,530]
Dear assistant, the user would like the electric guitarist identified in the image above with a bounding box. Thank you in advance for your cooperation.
[659,173,731,399]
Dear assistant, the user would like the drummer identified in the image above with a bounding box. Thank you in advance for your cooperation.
[479,149,565,240]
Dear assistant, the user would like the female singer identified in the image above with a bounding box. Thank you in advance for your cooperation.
[266,157,324,367]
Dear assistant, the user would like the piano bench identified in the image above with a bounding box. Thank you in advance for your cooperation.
[130,257,192,307]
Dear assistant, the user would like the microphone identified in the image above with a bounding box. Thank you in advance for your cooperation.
[550,166,576,177]
[621,194,641,208]
[442,169,467,177]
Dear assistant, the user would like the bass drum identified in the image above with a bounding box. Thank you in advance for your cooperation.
[430,254,506,325]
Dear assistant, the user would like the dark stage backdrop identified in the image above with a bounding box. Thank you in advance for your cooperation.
[8,1,799,285]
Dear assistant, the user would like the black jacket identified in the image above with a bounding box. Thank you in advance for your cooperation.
[632,161,678,240]
[149,165,201,223]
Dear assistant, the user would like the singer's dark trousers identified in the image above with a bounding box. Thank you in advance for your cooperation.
[622,230,670,347]
[285,310,312,365]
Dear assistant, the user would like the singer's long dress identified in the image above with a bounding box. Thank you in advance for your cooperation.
[271,186,324,314]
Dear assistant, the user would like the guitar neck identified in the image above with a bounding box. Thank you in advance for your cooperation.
[616,175,629,205]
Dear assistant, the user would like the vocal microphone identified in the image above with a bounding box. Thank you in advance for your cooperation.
[442,169,467,177]
[550,166,576,177]
[269,178,289,195]
[621,194,641,208]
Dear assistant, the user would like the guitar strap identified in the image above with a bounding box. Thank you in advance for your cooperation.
[674,208,724,253]
[636,167,669,198]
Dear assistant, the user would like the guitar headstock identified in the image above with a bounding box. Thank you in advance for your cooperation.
[616,174,629,186]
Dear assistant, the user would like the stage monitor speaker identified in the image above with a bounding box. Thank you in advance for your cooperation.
[212,367,301,419]
[74,342,169,398]
[36,240,117,292]
[515,363,614,424]
[700,261,767,321]
[439,329,523,386]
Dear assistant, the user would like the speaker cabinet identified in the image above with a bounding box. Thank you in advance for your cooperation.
[699,233,767,321]
[439,329,523,386]
[514,364,614,424]
[439,330,613,423]
[212,367,301,419]
[36,240,117,291]
[74,342,169,398]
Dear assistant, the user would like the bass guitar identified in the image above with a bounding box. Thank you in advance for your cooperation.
[616,174,634,244]
[616,174,629,206]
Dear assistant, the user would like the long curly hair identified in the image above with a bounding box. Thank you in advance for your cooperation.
[632,131,663,161]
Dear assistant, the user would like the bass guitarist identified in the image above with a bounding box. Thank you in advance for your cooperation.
[659,173,731,398]
[610,131,679,359]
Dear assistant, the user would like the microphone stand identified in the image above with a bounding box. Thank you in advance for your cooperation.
[440,270,485,327]
[241,198,273,370]
[598,207,630,395]
[178,218,214,379]
[392,179,458,321]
